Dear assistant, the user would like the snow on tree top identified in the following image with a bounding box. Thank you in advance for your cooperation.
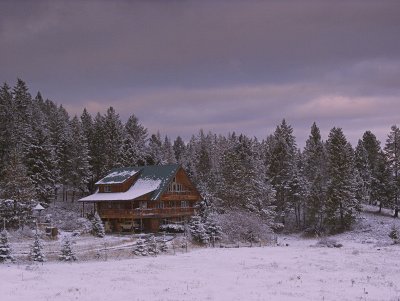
[80,177,162,202]
[95,167,141,185]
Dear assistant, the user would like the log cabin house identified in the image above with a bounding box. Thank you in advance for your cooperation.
[78,164,201,232]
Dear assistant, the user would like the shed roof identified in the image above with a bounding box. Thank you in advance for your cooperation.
[95,167,141,185]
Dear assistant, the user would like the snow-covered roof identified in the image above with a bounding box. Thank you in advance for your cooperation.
[33,204,45,211]
[79,178,162,202]
[95,167,141,185]
[79,164,181,202]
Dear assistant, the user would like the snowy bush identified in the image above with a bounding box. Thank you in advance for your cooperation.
[316,238,343,248]
[159,224,184,233]
[58,217,92,233]
[303,226,324,238]
[10,227,36,239]
[59,237,77,262]
[30,234,45,262]
[0,230,15,263]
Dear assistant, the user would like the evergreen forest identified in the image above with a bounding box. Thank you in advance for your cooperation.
[1,79,399,234]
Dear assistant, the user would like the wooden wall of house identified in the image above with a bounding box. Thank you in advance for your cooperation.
[160,168,201,202]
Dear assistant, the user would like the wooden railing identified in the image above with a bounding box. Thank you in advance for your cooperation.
[164,190,193,195]
[98,207,195,219]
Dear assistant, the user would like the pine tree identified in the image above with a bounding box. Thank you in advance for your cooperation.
[389,225,399,244]
[80,108,96,192]
[91,212,105,238]
[133,235,148,256]
[159,233,168,252]
[30,234,45,262]
[162,136,177,164]
[289,151,308,229]
[26,102,56,204]
[0,149,36,228]
[59,237,77,261]
[0,230,14,263]
[189,214,210,244]
[146,235,159,256]
[12,79,33,155]
[354,139,371,204]
[325,128,360,232]
[91,113,108,181]
[266,119,297,224]
[69,116,91,200]
[119,114,148,167]
[49,105,72,200]
[147,132,163,165]
[195,131,212,185]
[204,213,223,246]
[362,131,382,205]
[173,136,186,163]
[302,122,327,232]
[373,152,395,213]
[103,107,123,171]
[0,83,14,181]
[384,125,400,217]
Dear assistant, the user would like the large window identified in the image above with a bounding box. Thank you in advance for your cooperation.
[104,185,112,192]
[168,183,183,192]
[181,201,189,208]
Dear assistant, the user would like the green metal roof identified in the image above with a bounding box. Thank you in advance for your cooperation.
[139,164,180,200]
[94,164,180,200]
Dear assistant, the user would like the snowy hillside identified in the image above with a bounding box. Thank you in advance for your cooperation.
[1,208,400,301]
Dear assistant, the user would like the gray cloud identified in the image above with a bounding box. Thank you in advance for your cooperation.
[1,0,400,146]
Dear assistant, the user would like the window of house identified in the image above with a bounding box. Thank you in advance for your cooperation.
[156,202,164,209]
[139,201,147,209]
[168,182,183,192]
[104,185,112,192]
[181,201,189,208]
[162,218,170,225]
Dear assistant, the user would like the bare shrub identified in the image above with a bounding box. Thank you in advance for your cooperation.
[218,210,274,243]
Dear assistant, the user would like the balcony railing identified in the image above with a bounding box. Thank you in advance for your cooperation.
[164,190,193,195]
[98,207,195,219]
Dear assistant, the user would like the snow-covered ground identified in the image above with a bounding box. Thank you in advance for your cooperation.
[1,206,400,301]
[1,241,400,301]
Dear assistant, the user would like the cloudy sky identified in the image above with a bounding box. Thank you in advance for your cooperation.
[1,1,400,146]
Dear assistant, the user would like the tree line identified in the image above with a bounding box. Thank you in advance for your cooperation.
[0,79,399,233]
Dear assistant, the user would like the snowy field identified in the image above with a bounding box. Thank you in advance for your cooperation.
[1,207,400,301]
[1,239,400,300]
